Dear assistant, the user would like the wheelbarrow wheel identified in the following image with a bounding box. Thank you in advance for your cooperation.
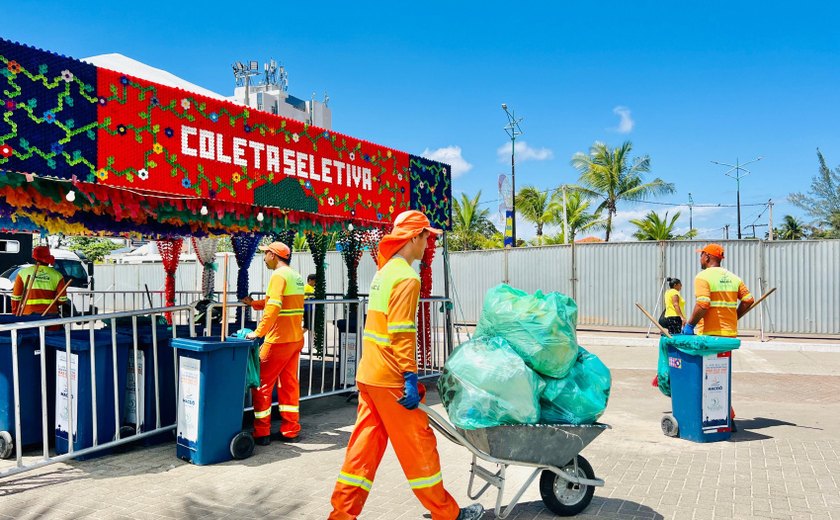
[230,431,254,460]
[661,414,679,437]
[0,431,14,459]
[540,455,595,517]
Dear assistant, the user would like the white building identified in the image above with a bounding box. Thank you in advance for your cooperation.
[84,55,331,129]
[230,59,331,129]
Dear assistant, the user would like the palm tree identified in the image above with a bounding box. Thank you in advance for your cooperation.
[779,215,806,240]
[293,232,309,251]
[451,191,496,250]
[571,141,675,241]
[516,186,556,244]
[630,211,681,241]
[548,189,605,243]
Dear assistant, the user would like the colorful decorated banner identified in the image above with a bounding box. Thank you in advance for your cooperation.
[0,38,451,233]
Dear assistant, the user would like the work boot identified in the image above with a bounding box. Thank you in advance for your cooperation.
[457,503,484,520]
[254,435,271,446]
[272,432,300,442]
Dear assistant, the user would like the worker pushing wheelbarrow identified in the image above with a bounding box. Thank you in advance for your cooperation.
[421,403,608,518]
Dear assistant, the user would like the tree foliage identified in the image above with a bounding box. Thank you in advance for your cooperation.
[777,215,807,240]
[65,236,121,263]
[789,150,840,230]
[450,191,498,250]
[516,186,554,244]
[571,141,675,241]
[630,211,682,241]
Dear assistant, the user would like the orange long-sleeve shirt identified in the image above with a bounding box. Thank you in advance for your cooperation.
[251,264,305,344]
[694,266,754,337]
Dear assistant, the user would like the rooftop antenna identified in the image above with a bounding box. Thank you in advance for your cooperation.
[232,60,261,107]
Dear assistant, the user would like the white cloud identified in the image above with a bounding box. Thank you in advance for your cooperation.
[611,106,634,134]
[421,146,473,178]
[496,141,554,162]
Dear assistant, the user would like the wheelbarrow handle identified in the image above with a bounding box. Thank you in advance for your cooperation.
[419,403,471,448]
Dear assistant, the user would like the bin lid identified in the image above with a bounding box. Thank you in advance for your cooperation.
[171,336,254,353]
[44,329,132,352]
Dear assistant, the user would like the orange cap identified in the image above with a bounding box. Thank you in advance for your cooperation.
[696,243,725,259]
[32,246,55,265]
[258,241,291,259]
[393,210,442,235]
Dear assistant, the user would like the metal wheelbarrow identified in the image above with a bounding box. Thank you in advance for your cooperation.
[420,403,608,518]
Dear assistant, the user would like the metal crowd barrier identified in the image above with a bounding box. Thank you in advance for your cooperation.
[0,294,454,480]
[0,305,196,479]
[203,296,453,402]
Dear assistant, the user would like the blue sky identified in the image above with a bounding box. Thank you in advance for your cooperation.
[5,1,839,240]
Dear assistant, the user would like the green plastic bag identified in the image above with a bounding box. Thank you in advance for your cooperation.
[235,328,262,390]
[474,284,579,378]
[438,336,546,430]
[540,347,611,425]
[656,335,741,397]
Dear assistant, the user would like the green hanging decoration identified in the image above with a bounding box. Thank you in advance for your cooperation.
[306,231,330,356]
[338,229,365,328]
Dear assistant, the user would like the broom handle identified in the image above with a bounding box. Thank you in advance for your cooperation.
[221,254,229,341]
[41,279,73,316]
[739,287,777,319]
[16,265,40,316]
[14,275,30,316]
[635,302,673,338]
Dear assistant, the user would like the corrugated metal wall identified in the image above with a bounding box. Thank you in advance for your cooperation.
[97,239,839,334]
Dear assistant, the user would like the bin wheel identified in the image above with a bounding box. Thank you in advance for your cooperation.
[230,432,254,460]
[661,414,679,437]
[539,455,596,517]
[0,431,14,459]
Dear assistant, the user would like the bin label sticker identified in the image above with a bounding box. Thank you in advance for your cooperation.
[125,351,145,428]
[340,332,358,386]
[177,356,201,447]
[668,357,682,369]
[55,351,79,440]
[702,355,729,431]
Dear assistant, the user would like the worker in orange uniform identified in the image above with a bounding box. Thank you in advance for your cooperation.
[328,210,484,520]
[11,246,68,316]
[242,241,306,446]
[682,243,754,431]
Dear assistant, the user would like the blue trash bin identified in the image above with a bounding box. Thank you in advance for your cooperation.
[123,323,177,445]
[171,336,254,465]
[667,345,732,442]
[46,329,131,460]
[0,316,60,458]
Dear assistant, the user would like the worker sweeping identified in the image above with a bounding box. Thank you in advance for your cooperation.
[682,243,754,431]
[242,241,306,445]
[11,246,68,316]
[328,211,483,520]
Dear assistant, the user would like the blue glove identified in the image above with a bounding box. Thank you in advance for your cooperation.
[681,323,695,335]
[397,372,420,410]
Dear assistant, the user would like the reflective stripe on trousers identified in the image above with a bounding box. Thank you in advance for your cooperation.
[250,340,303,438]
[328,383,460,520]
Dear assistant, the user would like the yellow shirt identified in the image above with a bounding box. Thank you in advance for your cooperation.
[252,265,306,344]
[664,288,685,318]
[694,267,754,337]
[356,257,420,388]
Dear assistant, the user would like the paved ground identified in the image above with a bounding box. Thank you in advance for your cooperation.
[2,333,839,520]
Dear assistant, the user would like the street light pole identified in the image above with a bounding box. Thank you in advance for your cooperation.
[688,192,694,233]
[711,156,762,240]
[502,104,523,247]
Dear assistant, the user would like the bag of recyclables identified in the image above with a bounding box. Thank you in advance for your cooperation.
[438,336,545,430]
[540,347,611,425]
[656,334,741,397]
[234,328,262,390]
[474,284,579,379]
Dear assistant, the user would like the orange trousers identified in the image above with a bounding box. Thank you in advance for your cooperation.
[250,340,303,438]
[328,382,461,520]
